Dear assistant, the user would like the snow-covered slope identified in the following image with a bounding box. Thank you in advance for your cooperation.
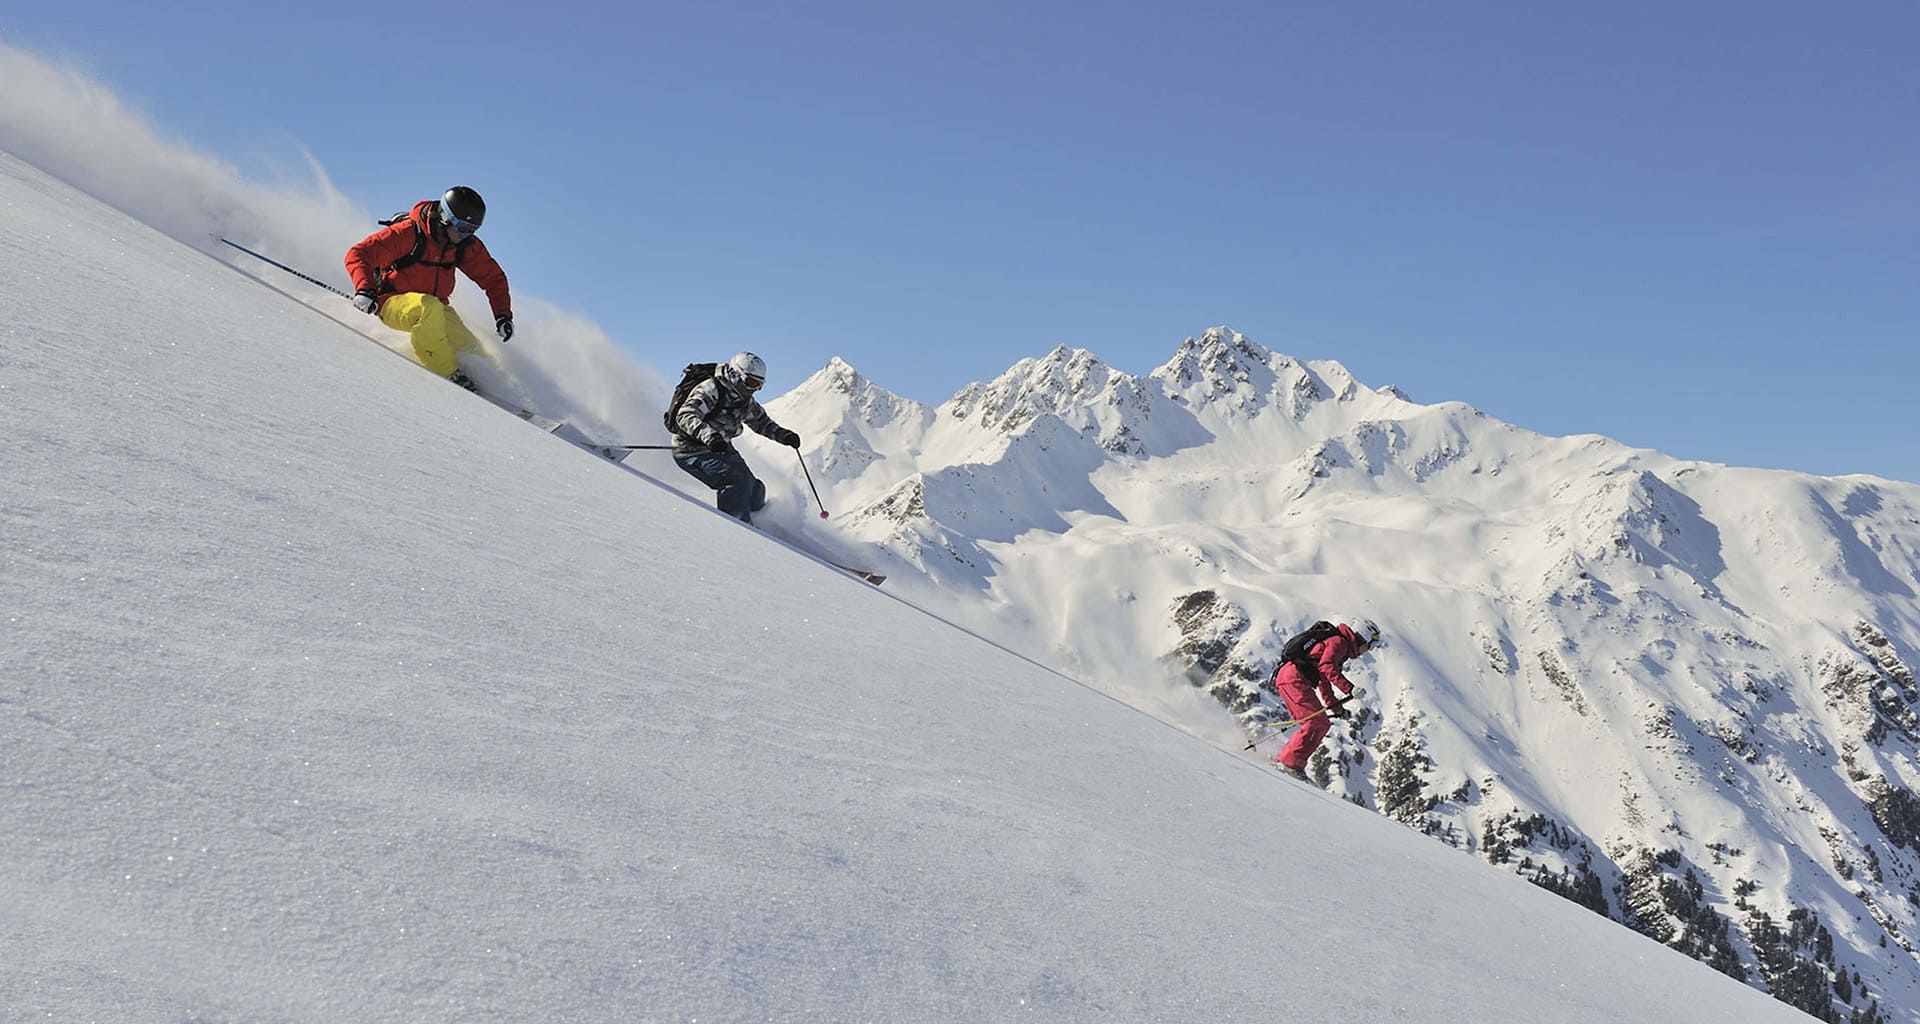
[761,328,1920,1021]
[0,152,1834,1021]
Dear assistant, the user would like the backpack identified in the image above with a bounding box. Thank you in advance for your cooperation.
[662,362,720,438]
[1276,620,1342,687]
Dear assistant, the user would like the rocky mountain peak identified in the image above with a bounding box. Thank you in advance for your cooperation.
[943,346,1118,431]
[1150,325,1334,420]
[782,356,931,435]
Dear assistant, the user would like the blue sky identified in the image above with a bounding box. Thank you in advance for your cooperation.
[5,2,1917,480]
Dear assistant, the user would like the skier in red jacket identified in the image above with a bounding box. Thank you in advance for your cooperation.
[1270,619,1382,781]
[344,186,512,390]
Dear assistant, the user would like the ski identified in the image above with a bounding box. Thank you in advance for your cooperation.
[1272,763,1314,784]
[512,407,567,434]
[807,557,886,586]
[828,563,886,586]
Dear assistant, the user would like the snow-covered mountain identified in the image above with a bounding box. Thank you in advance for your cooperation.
[759,327,1920,1021]
[3,146,1840,1023]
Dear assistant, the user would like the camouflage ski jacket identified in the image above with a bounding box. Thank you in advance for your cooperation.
[671,376,786,456]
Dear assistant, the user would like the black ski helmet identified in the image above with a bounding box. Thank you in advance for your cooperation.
[438,186,486,234]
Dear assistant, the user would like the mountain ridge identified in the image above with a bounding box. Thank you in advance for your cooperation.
[760,326,1920,1021]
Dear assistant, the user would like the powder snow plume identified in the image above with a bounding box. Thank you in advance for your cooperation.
[0,40,665,441]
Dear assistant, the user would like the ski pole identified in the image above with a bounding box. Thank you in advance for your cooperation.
[1244,709,1329,750]
[219,238,352,298]
[1242,692,1361,750]
[796,448,828,519]
[606,444,676,450]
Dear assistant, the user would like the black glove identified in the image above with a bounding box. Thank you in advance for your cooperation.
[775,427,801,448]
[1325,701,1349,719]
[352,290,379,315]
[704,432,733,453]
[495,315,514,342]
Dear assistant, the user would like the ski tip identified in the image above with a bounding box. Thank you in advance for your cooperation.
[515,410,567,434]
[820,560,884,586]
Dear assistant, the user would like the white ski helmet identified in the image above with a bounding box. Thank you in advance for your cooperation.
[718,351,767,394]
[1349,617,1384,650]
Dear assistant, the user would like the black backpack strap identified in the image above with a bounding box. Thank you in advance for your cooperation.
[1280,621,1340,686]
[375,211,468,292]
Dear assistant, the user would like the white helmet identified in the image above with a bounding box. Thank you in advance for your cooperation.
[718,351,767,394]
[1349,617,1383,650]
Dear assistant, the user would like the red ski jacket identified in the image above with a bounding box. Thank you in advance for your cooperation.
[1271,623,1363,709]
[344,200,512,319]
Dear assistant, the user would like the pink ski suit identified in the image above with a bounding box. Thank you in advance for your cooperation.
[1271,623,1364,773]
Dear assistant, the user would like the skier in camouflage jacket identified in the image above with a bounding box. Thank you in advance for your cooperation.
[671,352,801,523]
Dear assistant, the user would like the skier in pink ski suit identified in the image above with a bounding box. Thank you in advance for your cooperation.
[1271,619,1381,776]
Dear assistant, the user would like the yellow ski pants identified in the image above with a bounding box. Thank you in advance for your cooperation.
[377,293,479,378]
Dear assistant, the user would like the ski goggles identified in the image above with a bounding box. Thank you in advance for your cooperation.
[439,204,483,238]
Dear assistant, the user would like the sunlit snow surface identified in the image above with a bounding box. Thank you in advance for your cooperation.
[0,152,1828,1021]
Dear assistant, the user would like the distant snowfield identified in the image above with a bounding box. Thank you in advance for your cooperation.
[0,151,1826,1021]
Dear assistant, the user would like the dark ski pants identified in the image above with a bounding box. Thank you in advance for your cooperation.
[675,450,768,523]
